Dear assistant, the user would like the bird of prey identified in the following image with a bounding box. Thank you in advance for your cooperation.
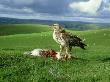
[52,23,87,58]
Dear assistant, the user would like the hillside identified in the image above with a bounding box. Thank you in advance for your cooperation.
[0,17,110,30]
[0,24,51,36]
[0,24,110,82]
[0,24,110,36]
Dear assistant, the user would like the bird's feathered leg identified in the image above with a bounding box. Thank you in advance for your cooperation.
[60,45,65,56]
[65,46,72,58]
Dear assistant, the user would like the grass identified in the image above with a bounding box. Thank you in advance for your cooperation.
[0,24,51,36]
[0,24,110,82]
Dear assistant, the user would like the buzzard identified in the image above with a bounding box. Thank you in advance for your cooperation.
[52,24,87,58]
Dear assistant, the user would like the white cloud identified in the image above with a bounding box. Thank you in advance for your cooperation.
[0,0,110,22]
[69,0,102,15]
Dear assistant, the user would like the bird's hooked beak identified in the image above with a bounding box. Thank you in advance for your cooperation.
[51,23,60,30]
[51,24,55,30]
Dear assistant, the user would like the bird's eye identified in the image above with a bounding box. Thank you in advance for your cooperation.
[53,25,56,26]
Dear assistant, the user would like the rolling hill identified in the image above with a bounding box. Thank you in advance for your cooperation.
[0,24,51,36]
[0,17,110,30]
[0,24,110,82]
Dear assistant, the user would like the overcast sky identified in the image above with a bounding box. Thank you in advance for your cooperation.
[0,0,110,23]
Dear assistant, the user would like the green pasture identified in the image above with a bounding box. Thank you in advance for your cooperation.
[0,24,110,82]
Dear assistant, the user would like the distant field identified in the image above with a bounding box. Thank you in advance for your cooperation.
[0,24,51,36]
[0,24,110,82]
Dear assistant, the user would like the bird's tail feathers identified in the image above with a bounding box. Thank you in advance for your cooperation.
[79,42,87,50]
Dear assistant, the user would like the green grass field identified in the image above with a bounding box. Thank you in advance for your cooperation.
[0,24,110,82]
[0,24,51,36]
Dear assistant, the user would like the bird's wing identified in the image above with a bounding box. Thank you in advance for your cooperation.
[61,31,73,42]
[73,35,82,41]
[61,30,82,42]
